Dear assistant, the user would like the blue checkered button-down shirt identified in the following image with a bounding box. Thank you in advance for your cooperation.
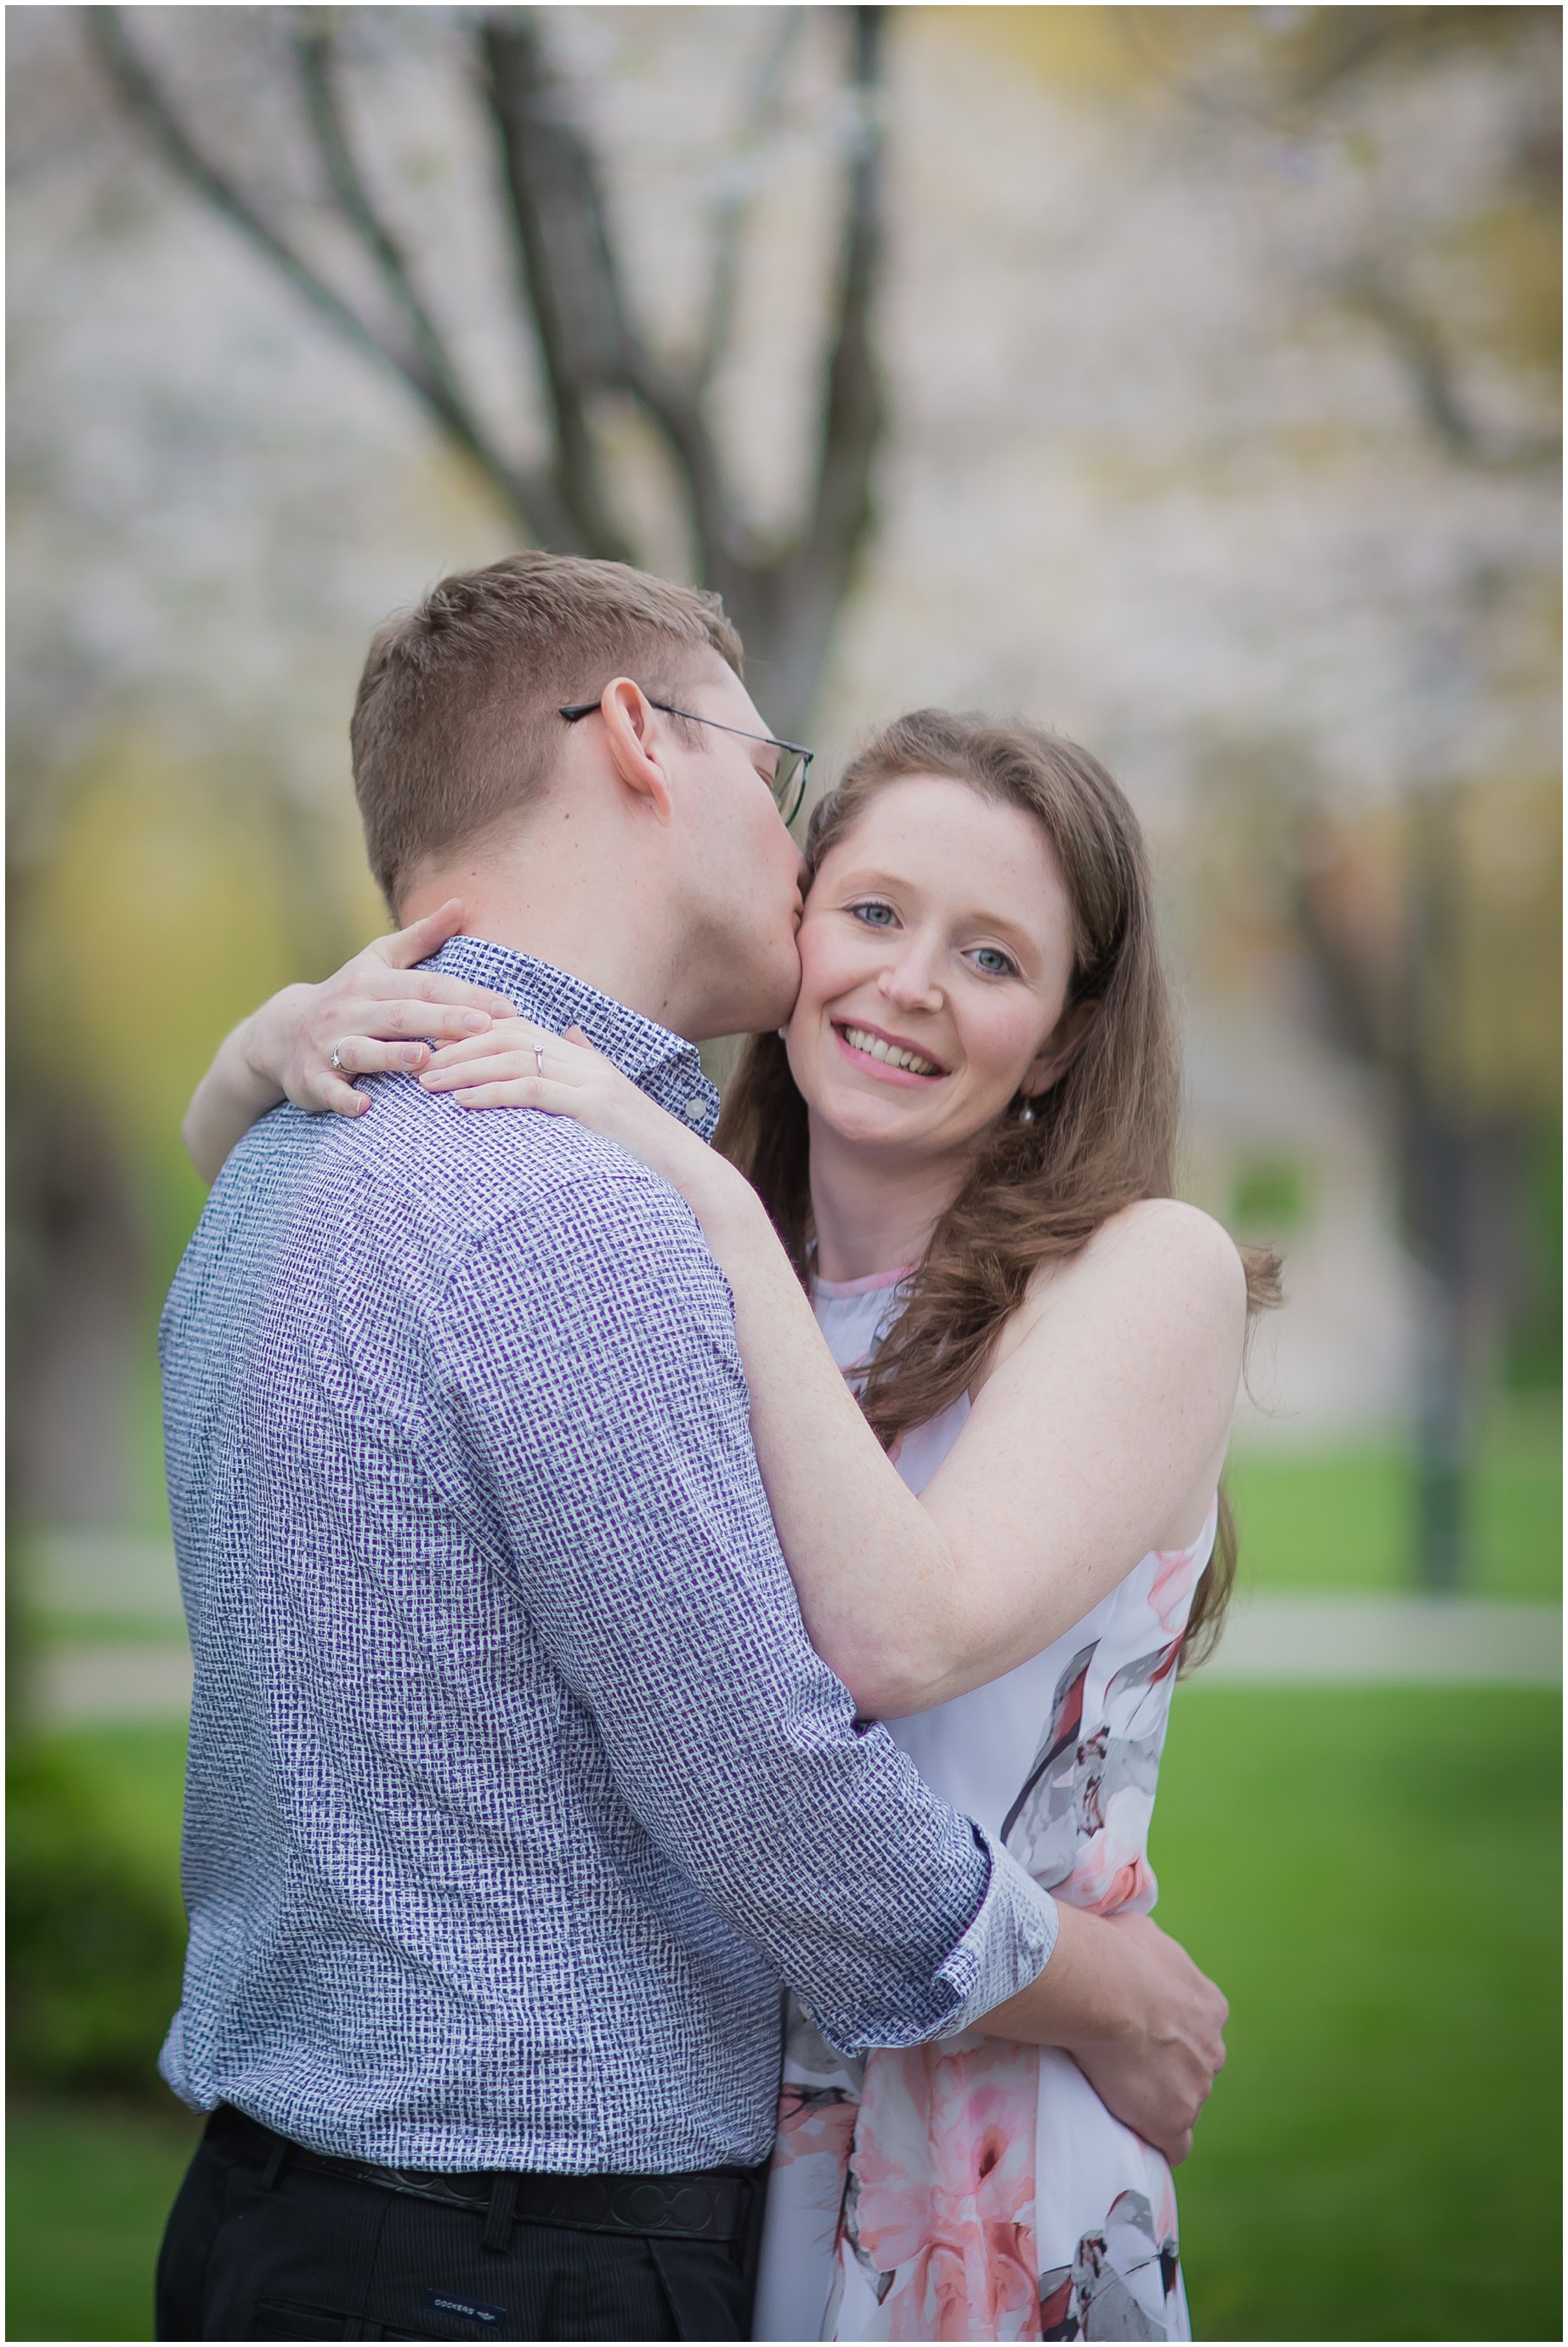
[158,939,1058,2172]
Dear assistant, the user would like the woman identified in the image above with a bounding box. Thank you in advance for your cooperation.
[186,711,1275,2342]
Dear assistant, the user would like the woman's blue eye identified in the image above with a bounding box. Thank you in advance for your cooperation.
[852,902,897,927]
[971,946,1016,977]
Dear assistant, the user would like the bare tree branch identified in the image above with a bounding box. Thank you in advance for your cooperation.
[626,354,750,578]
[478,9,788,588]
[1279,6,1540,108]
[1119,7,1535,133]
[88,14,405,385]
[1346,267,1561,473]
[741,4,886,728]
[290,24,538,513]
[87,7,556,539]
[640,7,890,733]
[480,13,636,559]
[805,9,886,568]
[91,2,894,731]
[698,9,807,394]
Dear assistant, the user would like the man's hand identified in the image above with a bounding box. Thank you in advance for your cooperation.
[977,1902,1227,2168]
[1060,1909,1228,2165]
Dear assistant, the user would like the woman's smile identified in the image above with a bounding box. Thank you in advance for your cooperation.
[831,1018,950,1085]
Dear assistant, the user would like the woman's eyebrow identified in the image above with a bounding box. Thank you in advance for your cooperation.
[959,916,1046,970]
[968,909,1043,951]
[828,860,929,896]
[824,867,906,905]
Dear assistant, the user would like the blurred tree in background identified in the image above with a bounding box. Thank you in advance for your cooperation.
[9,0,1558,1590]
[1297,774,1561,1583]
[1122,3,1560,1581]
[9,0,1556,1543]
[90,1,887,739]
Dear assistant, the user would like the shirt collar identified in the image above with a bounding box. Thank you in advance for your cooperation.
[426,938,721,1143]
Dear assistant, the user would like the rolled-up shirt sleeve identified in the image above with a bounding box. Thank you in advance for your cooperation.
[433,1165,1058,2055]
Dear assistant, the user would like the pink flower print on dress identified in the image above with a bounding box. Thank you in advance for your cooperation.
[1004,1642,1177,1910]
[776,2081,861,2171]
[846,2039,1043,2340]
[1146,1500,1217,1636]
[1057,1788,1158,1916]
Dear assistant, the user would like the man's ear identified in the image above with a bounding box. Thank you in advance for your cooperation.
[597,677,676,822]
[1022,998,1099,1100]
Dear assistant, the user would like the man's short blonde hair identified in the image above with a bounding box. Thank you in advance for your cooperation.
[350,551,744,909]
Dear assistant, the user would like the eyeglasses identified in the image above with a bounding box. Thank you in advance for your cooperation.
[559,697,814,827]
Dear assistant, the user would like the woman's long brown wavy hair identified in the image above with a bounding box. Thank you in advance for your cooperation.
[716,710,1282,1668]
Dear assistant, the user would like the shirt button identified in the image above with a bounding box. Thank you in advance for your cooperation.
[681,1097,706,1121]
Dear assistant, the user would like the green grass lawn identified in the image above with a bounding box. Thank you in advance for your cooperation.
[1227,1402,1562,1601]
[1155,1685,1562,2342]
[7,1726,195,2343]
[8,1691,1562,2343]
[7,2098,200,2344]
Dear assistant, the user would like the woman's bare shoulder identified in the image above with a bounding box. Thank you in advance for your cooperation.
[985,1199,1245,1387]
[1089,1196,1245,1291]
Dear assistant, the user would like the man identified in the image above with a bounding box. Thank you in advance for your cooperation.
[160,553,1225,2340]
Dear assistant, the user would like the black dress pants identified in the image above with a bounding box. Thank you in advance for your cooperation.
[156,2108,767,2342]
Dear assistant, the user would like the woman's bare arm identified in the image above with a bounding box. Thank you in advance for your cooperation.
[180,903,513,1182]
[422,1021,1247,1719]
[676,1170,1242,1714]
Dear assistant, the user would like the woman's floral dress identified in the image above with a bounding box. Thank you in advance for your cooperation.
[753,1269,1214,2344]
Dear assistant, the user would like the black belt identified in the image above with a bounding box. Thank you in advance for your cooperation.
[211,2106,761,2251]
